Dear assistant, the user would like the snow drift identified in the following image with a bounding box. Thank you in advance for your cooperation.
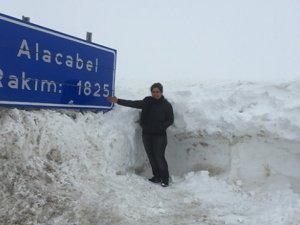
[0,79,300,225]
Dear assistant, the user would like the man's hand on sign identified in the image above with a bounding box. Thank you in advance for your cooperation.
[107,96,118,104]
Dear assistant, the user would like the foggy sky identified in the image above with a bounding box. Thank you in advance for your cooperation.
[1,0,299,82]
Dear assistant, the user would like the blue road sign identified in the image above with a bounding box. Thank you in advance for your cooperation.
[0,13,116,110]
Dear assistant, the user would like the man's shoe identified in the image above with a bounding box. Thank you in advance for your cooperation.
[148,177,161,184]
[161,181,169,187]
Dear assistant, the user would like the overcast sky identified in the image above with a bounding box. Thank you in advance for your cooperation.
[1,0,299,82]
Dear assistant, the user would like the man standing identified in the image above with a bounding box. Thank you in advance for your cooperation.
[107,83,174,187]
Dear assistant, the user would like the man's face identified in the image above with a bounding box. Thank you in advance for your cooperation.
[151,87,162,100]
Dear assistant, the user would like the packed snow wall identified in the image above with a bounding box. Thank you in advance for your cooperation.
[1,79,300,224]
[165,129,300,190]
[116,79,300,191]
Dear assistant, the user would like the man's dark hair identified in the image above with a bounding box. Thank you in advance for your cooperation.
[150,83,163,93]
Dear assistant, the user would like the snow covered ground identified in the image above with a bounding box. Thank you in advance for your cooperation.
[1,78,300,225]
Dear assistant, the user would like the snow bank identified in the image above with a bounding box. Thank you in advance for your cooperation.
[0,79,300,224]
[116,79,300,184]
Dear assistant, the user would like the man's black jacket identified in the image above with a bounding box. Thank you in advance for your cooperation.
[117,96,174,135]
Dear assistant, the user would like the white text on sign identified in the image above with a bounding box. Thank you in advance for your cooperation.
[17,39,99,73]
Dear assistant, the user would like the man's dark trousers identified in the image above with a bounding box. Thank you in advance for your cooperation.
[142,134,169,183]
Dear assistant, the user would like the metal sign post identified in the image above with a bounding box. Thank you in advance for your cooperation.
[86,32,92,42]
[0,13,116,110]
[22,16,30,22]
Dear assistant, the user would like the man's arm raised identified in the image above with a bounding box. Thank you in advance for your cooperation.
[107,96,144,109]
